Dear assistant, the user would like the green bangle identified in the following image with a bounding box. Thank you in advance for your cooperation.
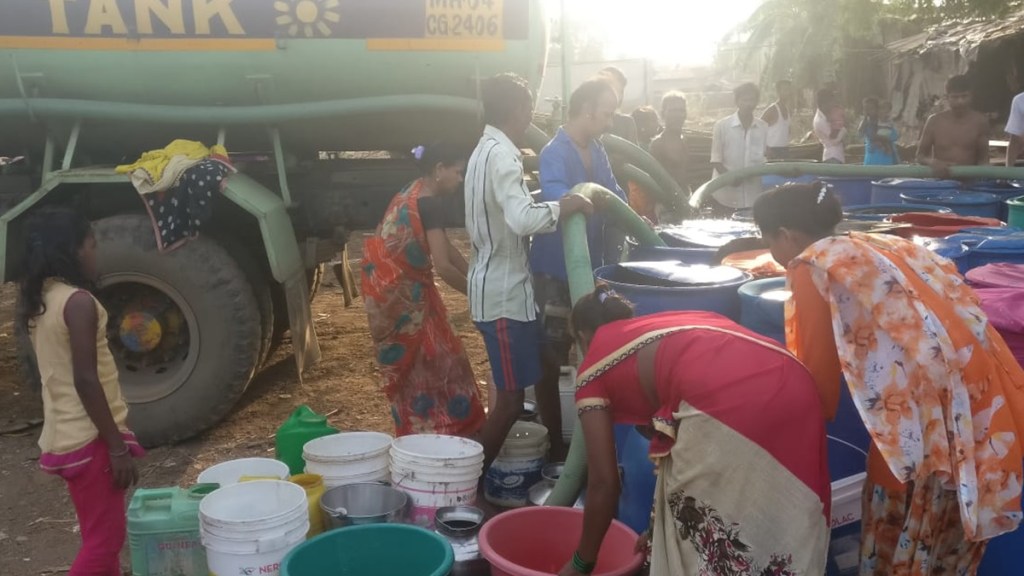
[572,551,596,574]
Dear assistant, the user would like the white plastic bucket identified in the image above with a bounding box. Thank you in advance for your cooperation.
[198,458,290,487]
[199,480,309,576]
[302,432,392,486]
[828,472,867,576]
[485,422,549,508]
[389,435,485,527]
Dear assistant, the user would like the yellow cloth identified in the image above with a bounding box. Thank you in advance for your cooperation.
[115,139,227,182]
[31,280,129,455]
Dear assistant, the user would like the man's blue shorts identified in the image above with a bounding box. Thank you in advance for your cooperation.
[475,318,542,392]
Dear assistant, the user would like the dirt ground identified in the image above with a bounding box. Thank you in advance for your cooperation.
[0,232,491,575]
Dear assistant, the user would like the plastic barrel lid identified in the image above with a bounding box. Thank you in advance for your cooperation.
[973,235,1024,253]
[923,238,970,260]
[901,191,1001,205]
[959,226,1023,237]
[873,178,960,188]
[844,203,952,216]
[617,262,747,286]
[659,220,759,248]
[966,263,1024,288]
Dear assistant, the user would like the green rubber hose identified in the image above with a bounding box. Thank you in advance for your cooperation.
[544,183,664,507]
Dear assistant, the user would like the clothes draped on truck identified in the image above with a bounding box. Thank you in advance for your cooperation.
[117,140,235,252]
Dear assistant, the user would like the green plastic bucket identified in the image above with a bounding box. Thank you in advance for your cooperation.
[1008,196,1024,229]
[281,523,454,576]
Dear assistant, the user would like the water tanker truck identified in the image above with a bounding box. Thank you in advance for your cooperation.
[0,0,569,446]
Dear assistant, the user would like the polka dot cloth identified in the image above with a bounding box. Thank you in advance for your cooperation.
[145,158,232,251]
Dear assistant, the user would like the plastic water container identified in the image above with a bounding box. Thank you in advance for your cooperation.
[614,424,657,535]
[822,177,872,207]
[281,524,455,576]
[966,235,1024,269]
[288,474,325,539]
[275,406,339,476]
[738,277,789,343]
[979,496,1024,575]
[127,484,218,576]
[762,173,817,190]
[826,473,868,576]
[390,434,484,526]
[303,431,392,489]
[1008,196,1024,228]
[870,178,959,204]
[198,458,290,487]
[968,182,1024,221]
[594,262,752,321]
[625,245,717,266]
[658,219,759,249]
[921,238,971,274]
[485,421,549,508]
[843,203,951,222]
[479,507,644,576]
[558,366,577,443]
[200,480,310,576]
[900,191,1003,219]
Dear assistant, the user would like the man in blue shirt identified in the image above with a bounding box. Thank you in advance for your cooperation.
[530,78,627,457]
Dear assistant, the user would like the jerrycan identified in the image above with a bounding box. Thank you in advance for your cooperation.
[127,484,218,576]
[276,405,339,475]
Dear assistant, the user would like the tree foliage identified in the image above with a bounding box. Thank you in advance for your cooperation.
[738,0,1021,91]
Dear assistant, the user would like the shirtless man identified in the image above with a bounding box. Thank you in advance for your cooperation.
[916,74,991,177]
[649,92,689,188]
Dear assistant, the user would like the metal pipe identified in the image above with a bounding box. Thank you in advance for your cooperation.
[689,162,1024,210]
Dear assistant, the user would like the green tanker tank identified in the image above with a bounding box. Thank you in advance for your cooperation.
[0,0,554,446]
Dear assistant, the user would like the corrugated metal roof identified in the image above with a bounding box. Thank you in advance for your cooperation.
[886,11,1024,59]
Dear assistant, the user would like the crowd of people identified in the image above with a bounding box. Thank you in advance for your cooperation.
[18,62,1024,575]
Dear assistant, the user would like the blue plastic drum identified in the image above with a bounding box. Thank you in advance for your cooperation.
[870,178,959,204]
[822,177,873,207]
[594,262,752,321]
[843,204,952,222]
[738,277,789,344]
[613,424,657,535]
[967,181,1024,221]
[625,245,717,266]
[900,191,1003,219]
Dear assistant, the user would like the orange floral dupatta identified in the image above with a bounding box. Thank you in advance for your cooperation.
[787,232,1024,541]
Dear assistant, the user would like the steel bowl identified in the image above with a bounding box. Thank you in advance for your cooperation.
[519,400,538,422]
[528,479,586,509]
[320,482,408,530]
[542,462,565,483]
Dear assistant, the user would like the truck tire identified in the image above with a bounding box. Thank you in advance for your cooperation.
[216,237,275,371]
[93,214,261,447]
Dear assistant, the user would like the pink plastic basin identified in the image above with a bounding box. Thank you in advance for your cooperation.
[479,507,643,576]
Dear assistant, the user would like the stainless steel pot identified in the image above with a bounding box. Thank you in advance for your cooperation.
[528,479,585,508]
[435,506,488,576]
[320,482,409,530]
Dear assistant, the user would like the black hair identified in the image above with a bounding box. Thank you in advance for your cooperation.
[752,182,843,239]
[17,206,95,331]
[599,66,628,88]
[733,82,760,102]
[816,88,835,111]
[414,141,469,176]
[660,91,687,112]
[570,283,636,338]
[568,78,617,119]
[481,73,534,128]
[631,105,659,124]
[946,74,971,95]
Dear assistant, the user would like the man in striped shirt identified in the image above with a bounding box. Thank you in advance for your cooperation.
[465,73,593,470]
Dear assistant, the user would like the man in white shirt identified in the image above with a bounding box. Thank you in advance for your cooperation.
[709,82,768,214]
[813,88,847,163]
[465,73,593,470]
[1006,92,1024,167]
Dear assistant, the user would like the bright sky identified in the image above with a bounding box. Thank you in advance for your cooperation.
[543,0,763,66]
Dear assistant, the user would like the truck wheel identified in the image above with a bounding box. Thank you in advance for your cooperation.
[216,237,275,371]
[93,214,261,447]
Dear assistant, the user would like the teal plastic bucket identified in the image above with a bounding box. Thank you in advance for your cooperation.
[281,524,454,576]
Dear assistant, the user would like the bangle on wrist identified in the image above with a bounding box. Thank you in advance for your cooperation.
[109,445,130,457]
[572,551,596,575]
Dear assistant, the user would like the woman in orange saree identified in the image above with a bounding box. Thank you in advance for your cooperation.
[754,182,1024,575]
[360,143,485,437]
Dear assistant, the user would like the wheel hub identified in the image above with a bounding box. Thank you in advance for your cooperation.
[118,311,163,353]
